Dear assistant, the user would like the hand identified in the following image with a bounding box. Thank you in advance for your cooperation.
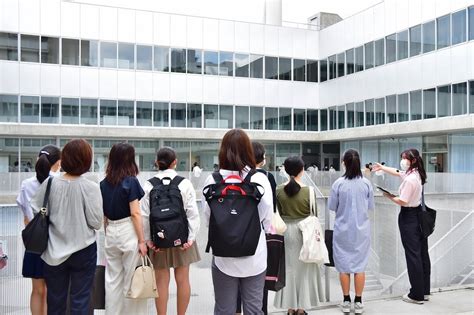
[23,216,29,226]
[372,163,383,172]
[382,191,394,199]
[138,242,148,256]
[181,240,194,250]
[146,240,160,252]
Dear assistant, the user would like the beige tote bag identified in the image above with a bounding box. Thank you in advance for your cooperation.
[126,255,158,299]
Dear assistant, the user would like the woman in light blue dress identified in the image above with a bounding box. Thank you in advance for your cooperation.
[328,149,374,314]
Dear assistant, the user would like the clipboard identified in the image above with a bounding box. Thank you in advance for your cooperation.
[375,185,397,197]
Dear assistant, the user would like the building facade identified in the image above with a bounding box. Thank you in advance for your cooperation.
[0,0,473,174]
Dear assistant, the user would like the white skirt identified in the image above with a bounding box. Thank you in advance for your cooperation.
[273,218,325,310]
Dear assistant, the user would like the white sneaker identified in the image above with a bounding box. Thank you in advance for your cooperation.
[424,295,430,301]
[339,301,351,313]
[402,293,424,304]
[354,302,364,314]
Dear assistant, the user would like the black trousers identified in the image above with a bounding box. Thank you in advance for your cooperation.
[399,207,431,301]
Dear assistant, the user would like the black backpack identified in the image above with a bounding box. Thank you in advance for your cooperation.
[148,176,188,248]
[203,169,264,257]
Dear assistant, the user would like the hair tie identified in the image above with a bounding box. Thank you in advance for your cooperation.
[39,150,50,156]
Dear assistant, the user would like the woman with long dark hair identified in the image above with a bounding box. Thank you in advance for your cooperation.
[17,145,61,315]
[273,156,324,315]
[100,142,147,314]
[328,149,374,314]
[372,148,430,304]
[203,129,273,315]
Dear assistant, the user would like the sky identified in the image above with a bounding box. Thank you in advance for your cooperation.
[77,0,383,24]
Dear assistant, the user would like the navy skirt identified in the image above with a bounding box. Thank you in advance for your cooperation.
[22,251,45,279]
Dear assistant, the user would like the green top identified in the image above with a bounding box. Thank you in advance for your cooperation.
[276,184,317,219]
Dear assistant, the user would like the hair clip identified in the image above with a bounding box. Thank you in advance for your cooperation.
[39,150,50,156]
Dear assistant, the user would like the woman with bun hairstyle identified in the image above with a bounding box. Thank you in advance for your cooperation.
[17,145,61,315]
[140,147,201,315]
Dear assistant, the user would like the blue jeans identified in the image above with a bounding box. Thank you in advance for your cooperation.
[44,242,97,315]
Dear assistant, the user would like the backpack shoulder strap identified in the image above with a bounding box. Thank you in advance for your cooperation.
[170,175,185,187]
[148,177,162,188]
[212,171,223,184]
[243,169,257,183]
[256,168,268,177]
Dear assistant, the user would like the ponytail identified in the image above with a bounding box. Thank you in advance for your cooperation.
[35,154,51,183]
[284,175,301,197]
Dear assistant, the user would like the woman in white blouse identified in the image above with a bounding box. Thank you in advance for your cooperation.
[140,147,200,315]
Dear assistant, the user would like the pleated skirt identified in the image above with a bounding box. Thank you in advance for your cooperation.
[149,242,201,269]
[274,218,325,309]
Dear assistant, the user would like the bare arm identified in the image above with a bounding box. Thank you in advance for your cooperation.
[372,163,401,177]
[383,192,409,207]
[130,199,147,256]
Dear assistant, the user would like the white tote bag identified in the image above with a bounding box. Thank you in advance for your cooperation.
[271,207,287,235]
[126,255,158,299]
[297,187,329,265]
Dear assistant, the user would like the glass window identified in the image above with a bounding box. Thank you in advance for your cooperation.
[100,42,117,68]
[61,38,79,65]
[278,58,291,80]
[154,46,169,71]
[136,45,152,71]
[40,37,59,64]
[355,45,363,72]
[307,60,318,82]
[319,59,327,82]
[337,105,345,129]
[117,100,134,126]
[470,6,474,40]
[187,49,202,74]
[235,54,249,78]
[452,82,467,116]
[219,105,233,128]
[423,88,436,119]
[294,108,305,131]
[153,102,169,127]
[409,25,422,57]
[397,30,408,60]
[386,95,397,123]
[385,33,396,63]
[438,85,451,117]
[365,99,374,126]
[250,106,263,129]
[100,100,117,125]
[219,51,233,76]
[21,35,39,62]
[187,103,202,128]
[364,41,374,70]
[307,109,318,131]
[437,14,451,49]
[21,96,39,123]
[81,40,98,67]
[40,97,59,123]
[136,101,152,126]
[374,38,384,67]
[470,81,474,113]
[329,107,337,130]
[61,98,79,124]
[204,51,218,75]
[170,48,186,73]
[375,98,385,125]
[265,107,278,130]
[320,109,328,131]
[0,95,18,122]
[0,32,18,61]
[346,103,354,128]
[293,59,305,81]
[171,103,186,127]
[452,10,467,45]
[328,55,336,80]
[80,98,98,125]
[204,104,218,128]
[265,56,278,79]
[422,21,436,53]
[397,93,409,122]
[346,49,354,75]
[355,101,364,127]
[279,107,291,130]
[336,53,345,77]
[118,43,135,69]
[249,54,263,78]
[410,90,422,120]
[235,106,249,129]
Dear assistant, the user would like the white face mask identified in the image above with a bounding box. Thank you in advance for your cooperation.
[400,159,410,171]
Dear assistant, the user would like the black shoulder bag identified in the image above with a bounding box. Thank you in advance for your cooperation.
[418,187,437,238]
[22,177,53,254]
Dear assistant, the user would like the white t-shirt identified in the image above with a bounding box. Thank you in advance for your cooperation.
[398,170,422,207]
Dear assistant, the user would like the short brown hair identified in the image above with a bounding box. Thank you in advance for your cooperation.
[218,129,255,171]
[61,139,93,176]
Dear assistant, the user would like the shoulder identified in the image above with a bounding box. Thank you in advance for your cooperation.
[21,176,39,190]
[80,176,100,191]
[361,177,372,187]
[331,177,345,188]
[250,171,268,184]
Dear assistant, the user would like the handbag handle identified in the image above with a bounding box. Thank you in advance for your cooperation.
[40,177,53,215]
[421,186,426,212]
[309,186,316,216]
